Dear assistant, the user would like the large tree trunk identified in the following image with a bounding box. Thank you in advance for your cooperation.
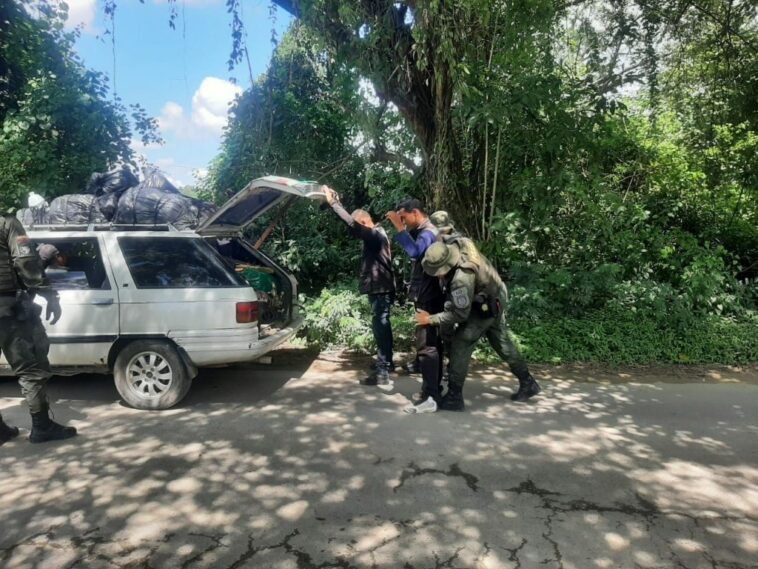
[272,0,468,216]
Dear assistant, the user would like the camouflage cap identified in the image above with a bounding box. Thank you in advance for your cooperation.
[430,210,455,235]
[422,242,461,277]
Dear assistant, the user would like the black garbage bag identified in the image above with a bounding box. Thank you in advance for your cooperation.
[140,168,180,194]
[96,192,121,221]
[86,167,139,196]
[47,195,108,224]
[17,205,49,226]
[113,184,197,229]
[188,198,218,227]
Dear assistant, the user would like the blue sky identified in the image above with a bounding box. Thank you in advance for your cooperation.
[64,0,291,187]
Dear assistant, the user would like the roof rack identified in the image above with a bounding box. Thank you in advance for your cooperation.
[25,223,182,232]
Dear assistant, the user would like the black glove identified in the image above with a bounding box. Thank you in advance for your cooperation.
[37,291,62,325]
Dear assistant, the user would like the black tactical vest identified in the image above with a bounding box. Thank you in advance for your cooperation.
[0,217,19,292]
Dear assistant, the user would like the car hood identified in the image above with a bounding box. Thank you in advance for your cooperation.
[196,176,326,236]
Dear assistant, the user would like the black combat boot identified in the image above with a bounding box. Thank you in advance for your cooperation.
[0,415,20,446]
[510,375,542,402]
[439,382,465,411]
[29,404,77,443]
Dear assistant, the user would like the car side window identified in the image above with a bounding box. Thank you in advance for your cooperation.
[118,237,246,289]
[34,238,111,291]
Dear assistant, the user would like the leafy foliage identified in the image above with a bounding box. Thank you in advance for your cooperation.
[197,0,758,363]
[0,0,160,210]
[201,24,416,291]
[126,1,758,363]
[301,286,758,365]
[300,282,415,353]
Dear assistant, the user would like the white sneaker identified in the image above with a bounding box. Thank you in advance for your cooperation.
[403,396,438,414]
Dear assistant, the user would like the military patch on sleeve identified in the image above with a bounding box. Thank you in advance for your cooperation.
[16,236,32,256]
[452,287,470,309]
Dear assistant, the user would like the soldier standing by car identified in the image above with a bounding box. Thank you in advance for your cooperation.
[322,186,396,385]
[0,214,77,445]
[386,199,445,413]
[417,241,541,410]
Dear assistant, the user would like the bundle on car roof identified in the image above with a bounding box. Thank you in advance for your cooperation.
[113,168,216,230]
[17,166,217,230]
[47,194,109,224]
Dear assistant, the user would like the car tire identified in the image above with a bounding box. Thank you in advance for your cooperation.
[114,340,192,410]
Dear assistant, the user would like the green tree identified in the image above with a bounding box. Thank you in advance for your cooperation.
[0,0,160,210]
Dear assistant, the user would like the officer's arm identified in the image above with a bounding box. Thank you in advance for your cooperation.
[429,271,476,327]
[7,218,50,291]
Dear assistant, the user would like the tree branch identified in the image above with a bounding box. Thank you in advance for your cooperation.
[372,146,420,174]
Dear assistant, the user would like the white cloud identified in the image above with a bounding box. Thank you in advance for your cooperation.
[157,101,187,134]
[191,77,243,134]
[64,0,97,34]
[158,77,242,138]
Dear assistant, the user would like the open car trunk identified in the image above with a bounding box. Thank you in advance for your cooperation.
[196,176,326,331]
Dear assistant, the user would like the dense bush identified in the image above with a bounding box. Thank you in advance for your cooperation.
[205,16,757,365]
[301,282,416,354]
[300,284,758,365]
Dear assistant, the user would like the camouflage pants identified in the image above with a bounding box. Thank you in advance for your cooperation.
[0,296,51,413]
[447,310,530,387]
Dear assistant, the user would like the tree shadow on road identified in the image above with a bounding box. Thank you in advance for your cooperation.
[1,353,757,569]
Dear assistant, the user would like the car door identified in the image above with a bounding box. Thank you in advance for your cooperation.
[195,176,326,324]
[195,176,327,237]
[34,233,120,367]
[103,233,254,337]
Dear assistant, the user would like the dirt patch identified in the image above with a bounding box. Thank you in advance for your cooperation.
[268,347,758,385]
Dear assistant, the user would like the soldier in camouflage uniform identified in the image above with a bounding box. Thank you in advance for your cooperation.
[0,214,77,445]
[417,241,541,411]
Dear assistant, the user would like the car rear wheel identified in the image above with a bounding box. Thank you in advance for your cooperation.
[114,341,191,410]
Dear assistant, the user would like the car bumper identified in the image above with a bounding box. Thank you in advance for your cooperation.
[175,315,304,367]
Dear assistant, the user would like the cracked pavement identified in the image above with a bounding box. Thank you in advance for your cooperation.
[1,352,757,568]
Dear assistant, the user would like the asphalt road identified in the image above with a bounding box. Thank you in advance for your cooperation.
[1,352,757,569]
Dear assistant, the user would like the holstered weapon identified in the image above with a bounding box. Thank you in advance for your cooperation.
[473,293,501,318]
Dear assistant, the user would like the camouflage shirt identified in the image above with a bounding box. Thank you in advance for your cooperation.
[428,243,507,329]
[0,215,50,294]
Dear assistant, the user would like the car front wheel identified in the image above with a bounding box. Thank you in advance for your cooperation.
[114,340,191,410]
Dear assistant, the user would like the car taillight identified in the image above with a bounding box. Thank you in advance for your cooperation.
[236,301,259,323]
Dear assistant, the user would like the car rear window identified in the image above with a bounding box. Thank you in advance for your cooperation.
[118,237,246,289]
[207,188,281,227]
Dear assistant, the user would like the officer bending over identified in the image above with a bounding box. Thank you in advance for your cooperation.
[430,210,481,261]
[0,214,77,445]
[417,241,541,410]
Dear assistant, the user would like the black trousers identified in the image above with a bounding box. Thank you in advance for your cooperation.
[368,292,394,369]
[415,325,443,401]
